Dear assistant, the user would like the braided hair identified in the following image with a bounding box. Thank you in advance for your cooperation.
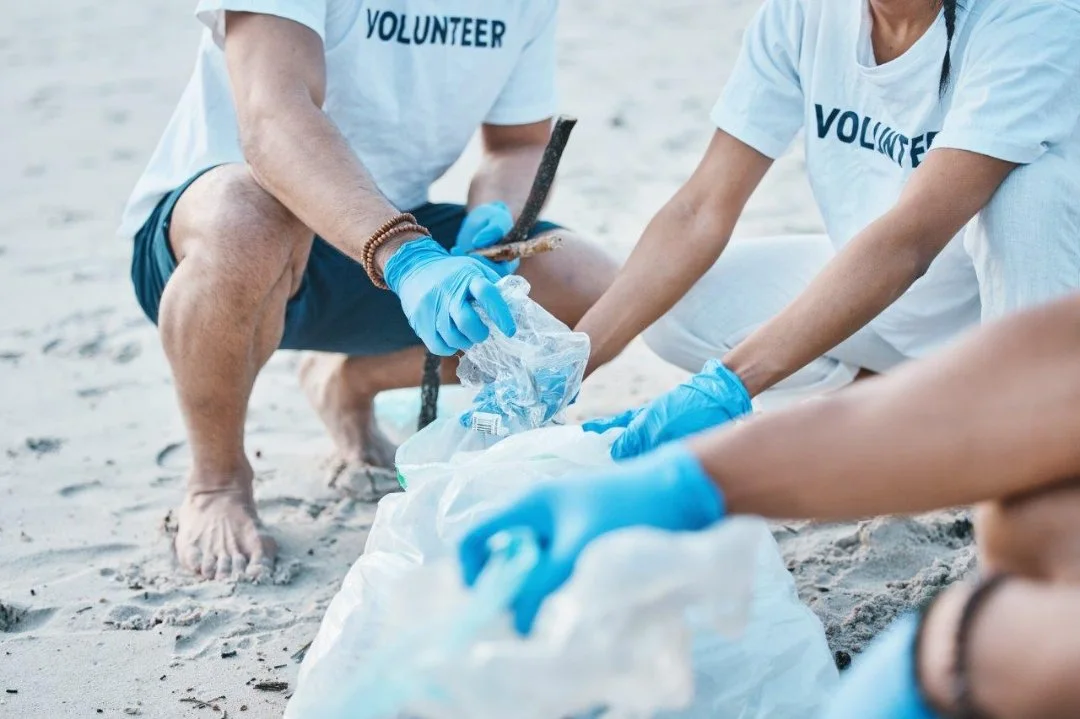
[938,0,958,95]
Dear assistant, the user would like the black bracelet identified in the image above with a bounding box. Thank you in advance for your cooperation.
[952,574,1011,719]
[914,574,1012,719]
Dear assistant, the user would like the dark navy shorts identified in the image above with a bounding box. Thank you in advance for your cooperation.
[130,169,562,356]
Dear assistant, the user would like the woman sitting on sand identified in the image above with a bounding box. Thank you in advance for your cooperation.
[462,292,1080,717]
[563,0,1080,460]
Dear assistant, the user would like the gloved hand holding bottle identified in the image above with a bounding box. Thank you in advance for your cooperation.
[385,238,517,356]
[458,443,725,635]
[452,201,519,276]
[583,358,752,459]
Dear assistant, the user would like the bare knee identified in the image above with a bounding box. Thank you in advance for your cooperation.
[976,479,1080,582]
[169,164,312,297]
[642,306,724,373]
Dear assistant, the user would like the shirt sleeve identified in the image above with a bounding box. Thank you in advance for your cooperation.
[934,1,1080,164]
[195,0,327,49]
[710,0,806,159]
[484,0,558,126]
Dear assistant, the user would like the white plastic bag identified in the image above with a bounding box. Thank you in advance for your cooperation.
[288,278,836,717]
[288,422,837,719]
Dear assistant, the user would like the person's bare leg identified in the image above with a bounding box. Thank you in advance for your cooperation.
[299,229,617,464]
[976,478,1080,582]
[159,165,313,580]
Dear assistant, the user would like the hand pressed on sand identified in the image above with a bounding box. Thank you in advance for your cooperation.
[175,487,277,581]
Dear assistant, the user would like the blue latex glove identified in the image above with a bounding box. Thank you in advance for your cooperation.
[820,614,944,719]
[582,359,752,460]
[459,443,724,635]
[385,238,517,356]
[452,201,519,276]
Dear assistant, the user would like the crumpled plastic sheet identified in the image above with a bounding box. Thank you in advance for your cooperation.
[457,275,590,437]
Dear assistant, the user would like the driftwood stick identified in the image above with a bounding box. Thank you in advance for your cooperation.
[417,115,578,431]
[417,351,442,431]
[470,235,562,262]
[501,115,577,246]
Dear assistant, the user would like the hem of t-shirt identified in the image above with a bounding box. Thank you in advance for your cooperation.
[483,102,558,127]
[711,104,791,160]
[196,0,326,49]
[932,131,1044,165]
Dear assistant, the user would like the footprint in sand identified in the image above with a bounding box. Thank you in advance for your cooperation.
[0,603,57,634]
[57,479,102,497]
[25,436,64,456]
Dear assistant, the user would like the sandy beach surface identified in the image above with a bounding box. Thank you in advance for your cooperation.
[0,1,973,716]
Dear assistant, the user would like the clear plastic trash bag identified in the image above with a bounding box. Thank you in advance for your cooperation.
[287,422,837,719]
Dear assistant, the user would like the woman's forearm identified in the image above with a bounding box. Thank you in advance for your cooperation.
[575,131,772,372]
[723,148,1015,396]
[690,294,1080,520]
[722,211,928,395]
[576,192,739,370]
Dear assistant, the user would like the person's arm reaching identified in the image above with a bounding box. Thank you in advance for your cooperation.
[575,130,773,372]
[223,12,514,354]
[460,294,1080,633]
[723,148,1015,395]
[584,147,1017,460]
[698,292,1080,519]
[225,12,411,268]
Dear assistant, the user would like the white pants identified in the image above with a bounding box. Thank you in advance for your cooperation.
[645,152,1080,409]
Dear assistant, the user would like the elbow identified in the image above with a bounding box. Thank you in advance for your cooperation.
[237,106,277,176]
[665,186,736,250]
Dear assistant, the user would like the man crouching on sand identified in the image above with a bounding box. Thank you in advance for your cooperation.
[118,1,615,580]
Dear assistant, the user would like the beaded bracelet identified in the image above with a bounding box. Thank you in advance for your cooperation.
[914,574,1012,719]
[359,213,430,290]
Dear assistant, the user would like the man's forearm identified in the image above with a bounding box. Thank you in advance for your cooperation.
[242,100,414,269]
[690,294,1080,520]
[467,144,546,216]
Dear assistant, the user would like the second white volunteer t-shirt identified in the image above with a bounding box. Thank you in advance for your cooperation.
[712,0,1080,358]
[119,0,558,241]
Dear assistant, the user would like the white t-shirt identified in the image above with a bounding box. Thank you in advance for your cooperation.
[712,0,1080,357]
[119,0,558,240]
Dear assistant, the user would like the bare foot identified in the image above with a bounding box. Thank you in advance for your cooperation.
[175,472,277,581]
[298,352,397,468]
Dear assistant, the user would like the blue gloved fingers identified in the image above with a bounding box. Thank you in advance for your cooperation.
[470,220,511,249]
[436,307,474,353]
[469,276,517,338]
[450,300,491,346]
[608,419,649,460]
[459,495,546,587]
[510,553,574,636]
[456,202,512,250]
[582,408,639,435]
[416,324,457,357]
